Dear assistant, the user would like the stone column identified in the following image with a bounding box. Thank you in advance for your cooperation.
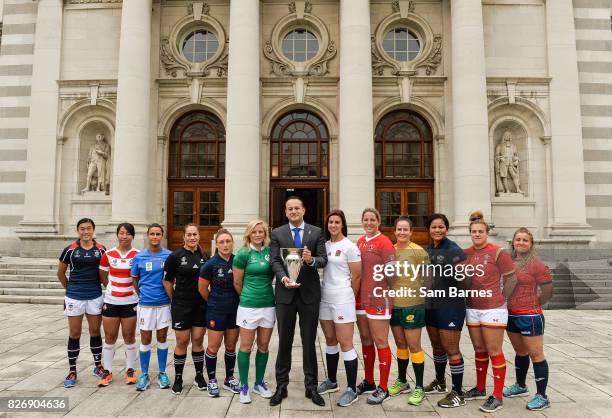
[223,0,260,234]
[545,0,591,240]
[111,0,152,225]
[450,0,492,231]
[338,0,375,235]
[19,0,63,234]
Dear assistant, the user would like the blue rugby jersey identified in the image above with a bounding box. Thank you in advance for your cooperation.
[199,253,239,310]
[59,240,106,300]
[131,248,172,306]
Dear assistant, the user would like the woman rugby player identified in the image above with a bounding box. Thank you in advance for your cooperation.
[388,216,429,406]
[97,223,140,387]
[355,208,396,405]
[198,228,240,397]
[58,218,106,388]
[233,220,275,404]
[423,213,468,408]
[163,224,209,394]
[503,227,553,411]
[316,210,362,407]
[463,211,517,413]
[131,223,172,391]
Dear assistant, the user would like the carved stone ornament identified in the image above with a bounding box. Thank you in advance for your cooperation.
[264,6,336,77]
[160,3,228,79]
[372,7,442,76]
[495,130,524,196]
[391,0,415,14]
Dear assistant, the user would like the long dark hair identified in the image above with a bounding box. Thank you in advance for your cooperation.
[325,209,348,240]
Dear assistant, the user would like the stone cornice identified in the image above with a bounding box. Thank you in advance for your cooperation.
[64,1,122,4]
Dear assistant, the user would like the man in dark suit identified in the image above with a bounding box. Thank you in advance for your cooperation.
[269,196,327,406]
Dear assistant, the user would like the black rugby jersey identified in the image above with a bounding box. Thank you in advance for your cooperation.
[164,247,208,304]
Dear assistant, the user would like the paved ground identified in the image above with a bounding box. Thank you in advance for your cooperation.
[0,304,610,417]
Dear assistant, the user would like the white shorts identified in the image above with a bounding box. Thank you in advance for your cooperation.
[64,296,103,316]
[320,301,356,324]
[466,307,508,328]
[137,305,172,331]
[236,306,276,330]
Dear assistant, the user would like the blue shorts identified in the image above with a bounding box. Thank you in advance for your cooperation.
[507,314,545,337]
[425,308,465,331]
[206,307,238,331]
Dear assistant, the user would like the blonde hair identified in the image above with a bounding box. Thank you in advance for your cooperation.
[361,207,381,223]
[243,219,270,247]
[468,210,490,233]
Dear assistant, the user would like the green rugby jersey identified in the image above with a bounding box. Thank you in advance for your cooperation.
[233,246,275,308]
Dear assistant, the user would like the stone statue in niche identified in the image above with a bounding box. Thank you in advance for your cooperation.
[495,130,524,195]
[81,133,111,195]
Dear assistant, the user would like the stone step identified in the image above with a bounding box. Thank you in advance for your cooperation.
[0,263,57,270]
[0,274,58,282]
[553,286,612,294]
[0,287,65,297]
[0,295,63,305]
[547,301,612,310]
[0,281,63,289]
[0,268,57,276]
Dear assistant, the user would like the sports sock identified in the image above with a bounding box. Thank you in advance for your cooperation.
[491,353,506,400]
[515,354,530,387]
[157,341,168,373]
[377,346,392,391]
[237,350,250,385]
[139,344,151,375]
[205,348,217,381]
[173,352,186,378]
[67,337,80,373]
[192,350,205,375]
[396,348,410,383]
[325,345,340,383]
[255,351,269,385]
[411,351,425,389]
[102,343,115,373]
[532,360,549,397]
[362,344,376,384]
[342,349,358,392]
[475,351,489,391]
[125,343,137,370]
[224,350,236,380]
[449,357,464,395]
[433,351,447,383]
[90,335,102,367]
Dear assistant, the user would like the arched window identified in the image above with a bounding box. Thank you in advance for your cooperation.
[375,110,433,179]
[270,111,329,178]
[168,111,225,179]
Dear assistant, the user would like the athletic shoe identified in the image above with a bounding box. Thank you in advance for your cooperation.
[503,383,529,398]
[171,376,183,395]
[527,394,550,411]
[253,381,273,398]
[424,378,447,394]
[63,371,77,388]
[194,373,207,391]
[479,395,503,413]
[464,386,487,400]
[407,388,425,406]
[337,387,358,407]
[389,378,411,396]
[158,372,171,389]
[437,390,465,408]
[356,379,376,395]
[366,386,390,405]
[207,378,220,397]
[223,376,240,394]
[97,370,113,387]
[317,378,339,394]
[136,374,150,391]
[92,365,105,378]
[125,368,137,385]
[239,384,252,404]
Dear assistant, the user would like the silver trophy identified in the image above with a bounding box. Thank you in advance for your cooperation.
[281,248,303,285]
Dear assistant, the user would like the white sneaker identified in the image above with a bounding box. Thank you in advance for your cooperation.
[253,381,273,398]
[239,384,251,404]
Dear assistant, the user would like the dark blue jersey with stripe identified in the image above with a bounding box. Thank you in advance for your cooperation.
[199,254,239,311]
[59,240,106,300]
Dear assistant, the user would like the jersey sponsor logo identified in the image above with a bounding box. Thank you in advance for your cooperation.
[242,319,248,326]
[337,315,344,321]
[146,262,153,271]
[448,321,455,327]
[174,322,182,328]
[193,264,199,269]
[140,317,145,325]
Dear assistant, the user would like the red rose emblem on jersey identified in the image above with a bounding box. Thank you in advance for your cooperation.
[335,250,342,257]
[209,320,215,328]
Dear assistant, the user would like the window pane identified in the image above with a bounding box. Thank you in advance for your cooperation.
[173,192,193,226]
[382,28,421,62]
[182,30,219,63]
[379,192,401,227]
[282,29,319,62]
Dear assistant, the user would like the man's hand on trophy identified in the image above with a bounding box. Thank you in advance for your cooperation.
[282,276,301,288]
[302,246,313,265]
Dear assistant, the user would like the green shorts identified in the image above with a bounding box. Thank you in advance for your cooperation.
[390,305,426,329]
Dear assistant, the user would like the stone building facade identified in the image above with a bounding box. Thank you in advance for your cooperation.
[0,0,610,256]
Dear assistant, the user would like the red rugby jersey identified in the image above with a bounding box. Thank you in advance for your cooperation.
[464,243,514,309]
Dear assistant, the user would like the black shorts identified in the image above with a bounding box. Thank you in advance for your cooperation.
[425,308,465,331]
[102,302,137,318]
[171,301,206,331]
[206,307,238,331]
